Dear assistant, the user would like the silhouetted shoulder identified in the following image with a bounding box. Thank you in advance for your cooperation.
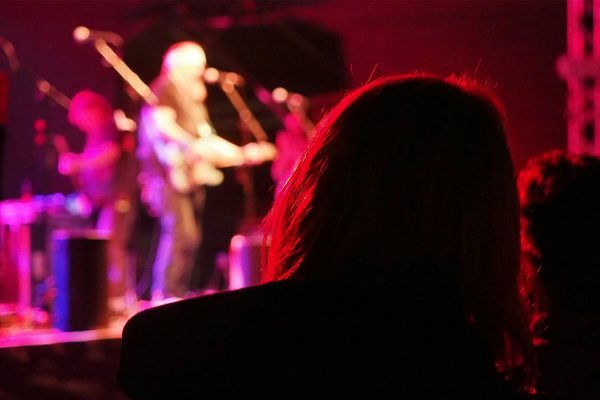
[119,279,530,399]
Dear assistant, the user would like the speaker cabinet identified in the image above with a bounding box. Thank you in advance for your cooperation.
[51,229,109,331]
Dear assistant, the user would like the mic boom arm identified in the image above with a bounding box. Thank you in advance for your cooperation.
[92,39,158,105]
[36,79,71,110]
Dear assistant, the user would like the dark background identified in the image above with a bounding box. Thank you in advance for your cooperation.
[0,0,566,198]
[0,0,567,291]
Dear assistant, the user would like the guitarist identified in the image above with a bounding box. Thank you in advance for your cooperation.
[137,41,271,302]
[55,89,139,315]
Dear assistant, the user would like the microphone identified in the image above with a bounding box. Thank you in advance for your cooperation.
[73,26,123,47]
[203,67,245,86]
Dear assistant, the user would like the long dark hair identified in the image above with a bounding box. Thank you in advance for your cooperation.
[263,73,536,390]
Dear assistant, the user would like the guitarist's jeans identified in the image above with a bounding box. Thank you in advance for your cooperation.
[151,183,205,300]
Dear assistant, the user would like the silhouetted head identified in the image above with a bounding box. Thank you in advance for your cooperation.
[518,149,600,312]
[264,73,535,389]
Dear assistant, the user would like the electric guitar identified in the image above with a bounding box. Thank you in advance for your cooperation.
[143,116,276,193]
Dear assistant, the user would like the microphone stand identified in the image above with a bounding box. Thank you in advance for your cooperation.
[92,39,157,105]
[217,80,269,229]
[33,79,77,198]
[219,80,269,142]
[1,36,72,196]
[35,79,71,111]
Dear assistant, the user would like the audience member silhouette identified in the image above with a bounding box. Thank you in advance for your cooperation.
[118,73,538,399]
[518,149,600,400]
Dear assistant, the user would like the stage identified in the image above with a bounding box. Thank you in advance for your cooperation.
[0,308,130,400]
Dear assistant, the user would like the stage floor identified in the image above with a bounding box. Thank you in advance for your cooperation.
[0,291,218,350]
[0,318,126,349]
[0,301,137,349]
[0,306,135,399]
[0,296,214,398]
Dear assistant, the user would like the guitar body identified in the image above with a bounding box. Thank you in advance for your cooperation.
[160,140,225,193]
[141,118,225,194]
[159,136,277,194]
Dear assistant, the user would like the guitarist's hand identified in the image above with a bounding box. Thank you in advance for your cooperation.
[242,141,278,165]
[57,152,81,176]
[190,135,245,167]
[54,134,82,175]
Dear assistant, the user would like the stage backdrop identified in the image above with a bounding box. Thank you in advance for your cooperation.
[0,1,566,293]
[0,1,565,200]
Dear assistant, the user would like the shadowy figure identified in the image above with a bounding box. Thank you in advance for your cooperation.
[137,41,274,301]
[118,73,538,399]
[518,149,600,400]
[55,90,138,313]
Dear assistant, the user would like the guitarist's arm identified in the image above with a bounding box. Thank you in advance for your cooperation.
[54,134,80,189]
[150,106,197,148]
[189,130,276,168]
[56,140,121,176]
[150,104,247,168]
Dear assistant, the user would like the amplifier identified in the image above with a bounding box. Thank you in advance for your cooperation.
[51,229,109,331]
